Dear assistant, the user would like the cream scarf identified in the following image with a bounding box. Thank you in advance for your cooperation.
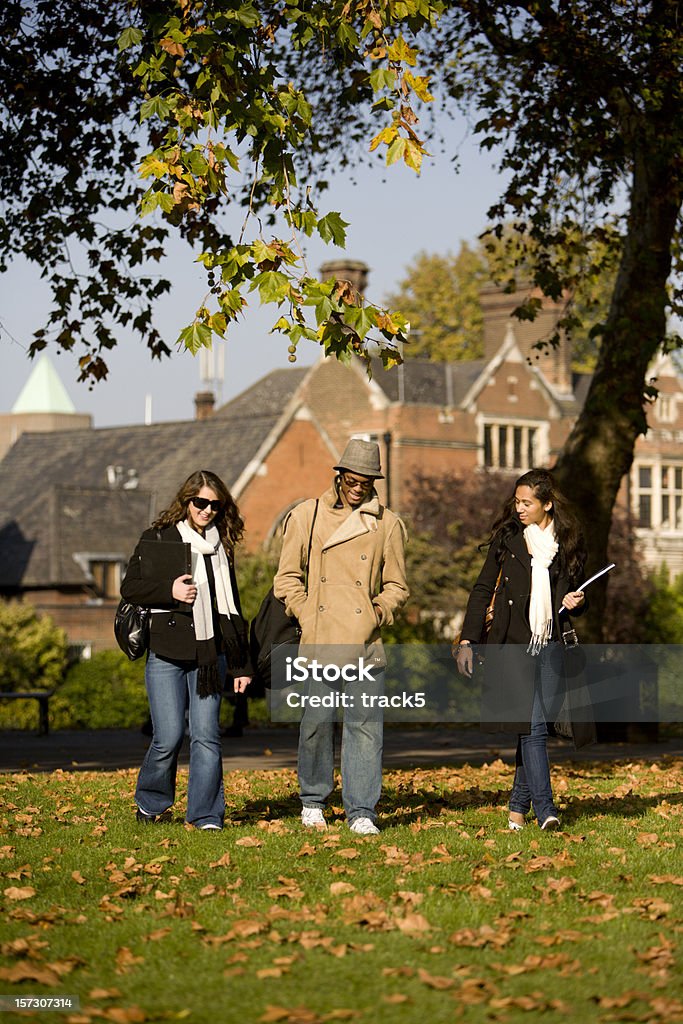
[177,520,238,639]
[524,522,558,655]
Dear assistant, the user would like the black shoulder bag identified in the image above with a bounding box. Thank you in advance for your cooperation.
[114,530,161,661]
[250,500,319,688]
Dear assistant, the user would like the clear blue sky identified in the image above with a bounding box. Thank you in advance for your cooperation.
[0,119,505,428]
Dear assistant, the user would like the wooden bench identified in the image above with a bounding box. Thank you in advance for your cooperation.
[0,691,54,735]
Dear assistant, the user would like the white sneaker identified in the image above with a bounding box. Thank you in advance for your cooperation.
[198,823,222,830]
[540,815,560,831]
[301,807,327,829]
[349,816,379,835]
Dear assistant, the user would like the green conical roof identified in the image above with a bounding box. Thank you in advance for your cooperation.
[12,355,76,415]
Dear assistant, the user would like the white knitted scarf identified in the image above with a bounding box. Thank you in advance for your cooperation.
[524,521,558,656]
[176,520,238,642]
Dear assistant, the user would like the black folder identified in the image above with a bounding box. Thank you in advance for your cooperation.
[139,539,192,581]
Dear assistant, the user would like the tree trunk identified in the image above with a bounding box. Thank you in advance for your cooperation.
[554,143,681,641]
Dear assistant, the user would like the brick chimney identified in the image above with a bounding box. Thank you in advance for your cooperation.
[480,281,573,394]
[319,260,369,300]
[194,391,215,420]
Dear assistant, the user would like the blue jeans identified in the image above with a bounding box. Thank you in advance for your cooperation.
[135,652,225,827]
[298,673,384,823]
[509,645,564,824]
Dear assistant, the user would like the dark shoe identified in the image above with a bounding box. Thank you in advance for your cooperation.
[136,808,159,825]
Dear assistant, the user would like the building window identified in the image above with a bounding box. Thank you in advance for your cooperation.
[634,462,683,531]
[656,396,676,423]
[661,464,683,529]
[483,422,539,471]
[90,560,122,599]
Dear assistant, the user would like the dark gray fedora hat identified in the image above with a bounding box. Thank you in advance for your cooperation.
[334,438,384,479]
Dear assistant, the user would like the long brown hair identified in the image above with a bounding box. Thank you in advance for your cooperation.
[153,470,244,557]
[487,468,585,579]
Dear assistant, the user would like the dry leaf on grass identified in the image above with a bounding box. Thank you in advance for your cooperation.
[3,885,36,900]
[0,961,61,986]
[416,967,454,989]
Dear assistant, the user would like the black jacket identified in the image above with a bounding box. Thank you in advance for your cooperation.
[120,525,252,676]
[461,523,581,647]
[461,522,595,746]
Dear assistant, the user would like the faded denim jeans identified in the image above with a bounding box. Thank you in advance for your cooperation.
[509,645,564,824]
[135,652,225,828]
[298,671,384,824]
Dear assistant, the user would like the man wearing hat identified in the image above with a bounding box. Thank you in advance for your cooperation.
[274,437,409,834]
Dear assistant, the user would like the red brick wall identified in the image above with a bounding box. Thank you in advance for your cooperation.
[238,417,338,551]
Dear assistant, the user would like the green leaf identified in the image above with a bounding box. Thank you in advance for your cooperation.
[318,212,349,247]
[219,289,246,318]
[251,271,290,304]
[369,68,396,93]
[157,193,176,213]
[140,191,160,217]
[288,209,318,237]
[118,26,143,52]
[140,95,172,122]
[208,312,227,336]
[178,322,212,354]
[252,240,279,264]
[344,305,378,339]
[186,150,209,176]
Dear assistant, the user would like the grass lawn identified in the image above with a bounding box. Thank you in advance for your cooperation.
[0,755,681,1023]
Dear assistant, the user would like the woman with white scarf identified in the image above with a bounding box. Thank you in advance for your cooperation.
[121,470,252,830]
[455,469,589,831]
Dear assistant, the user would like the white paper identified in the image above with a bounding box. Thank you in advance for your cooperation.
[576,563,616,592]
[558,563,615,614]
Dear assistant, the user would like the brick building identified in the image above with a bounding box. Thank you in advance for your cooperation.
[1,276,682,651]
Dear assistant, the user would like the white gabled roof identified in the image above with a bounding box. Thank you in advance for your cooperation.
[12,355,76,415]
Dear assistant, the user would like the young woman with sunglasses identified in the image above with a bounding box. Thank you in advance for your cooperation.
[121,469,252,830]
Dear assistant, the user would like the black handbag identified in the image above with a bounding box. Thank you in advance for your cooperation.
[115,528,162,661]
[250,500,319,688]
[114,600,150,661]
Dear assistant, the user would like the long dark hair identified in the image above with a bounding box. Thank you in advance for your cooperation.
[153,469,244,557]
[487,468,585,579]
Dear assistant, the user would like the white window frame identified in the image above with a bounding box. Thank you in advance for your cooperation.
[633,460,683,533]
[477,417,549,471]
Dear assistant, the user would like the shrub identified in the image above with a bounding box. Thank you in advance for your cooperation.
[49,651,149,730]
[0,600,68,693]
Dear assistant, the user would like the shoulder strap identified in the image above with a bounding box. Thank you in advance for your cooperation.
[304,499,319,592]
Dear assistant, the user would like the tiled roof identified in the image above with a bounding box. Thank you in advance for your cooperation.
[0,412,281,588]
[369,358,487,406]
[214,367,309,419]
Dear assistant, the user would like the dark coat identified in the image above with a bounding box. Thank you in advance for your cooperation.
[120,525,252,676]
[460,523,595,747]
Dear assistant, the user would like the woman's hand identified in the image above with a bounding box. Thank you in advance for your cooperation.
[562,590,585,611]
[233,676,252,694]
[172,574,197,604]
[455,642,474,678]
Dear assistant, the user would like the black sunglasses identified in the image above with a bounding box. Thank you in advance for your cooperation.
[190,496,222,512]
